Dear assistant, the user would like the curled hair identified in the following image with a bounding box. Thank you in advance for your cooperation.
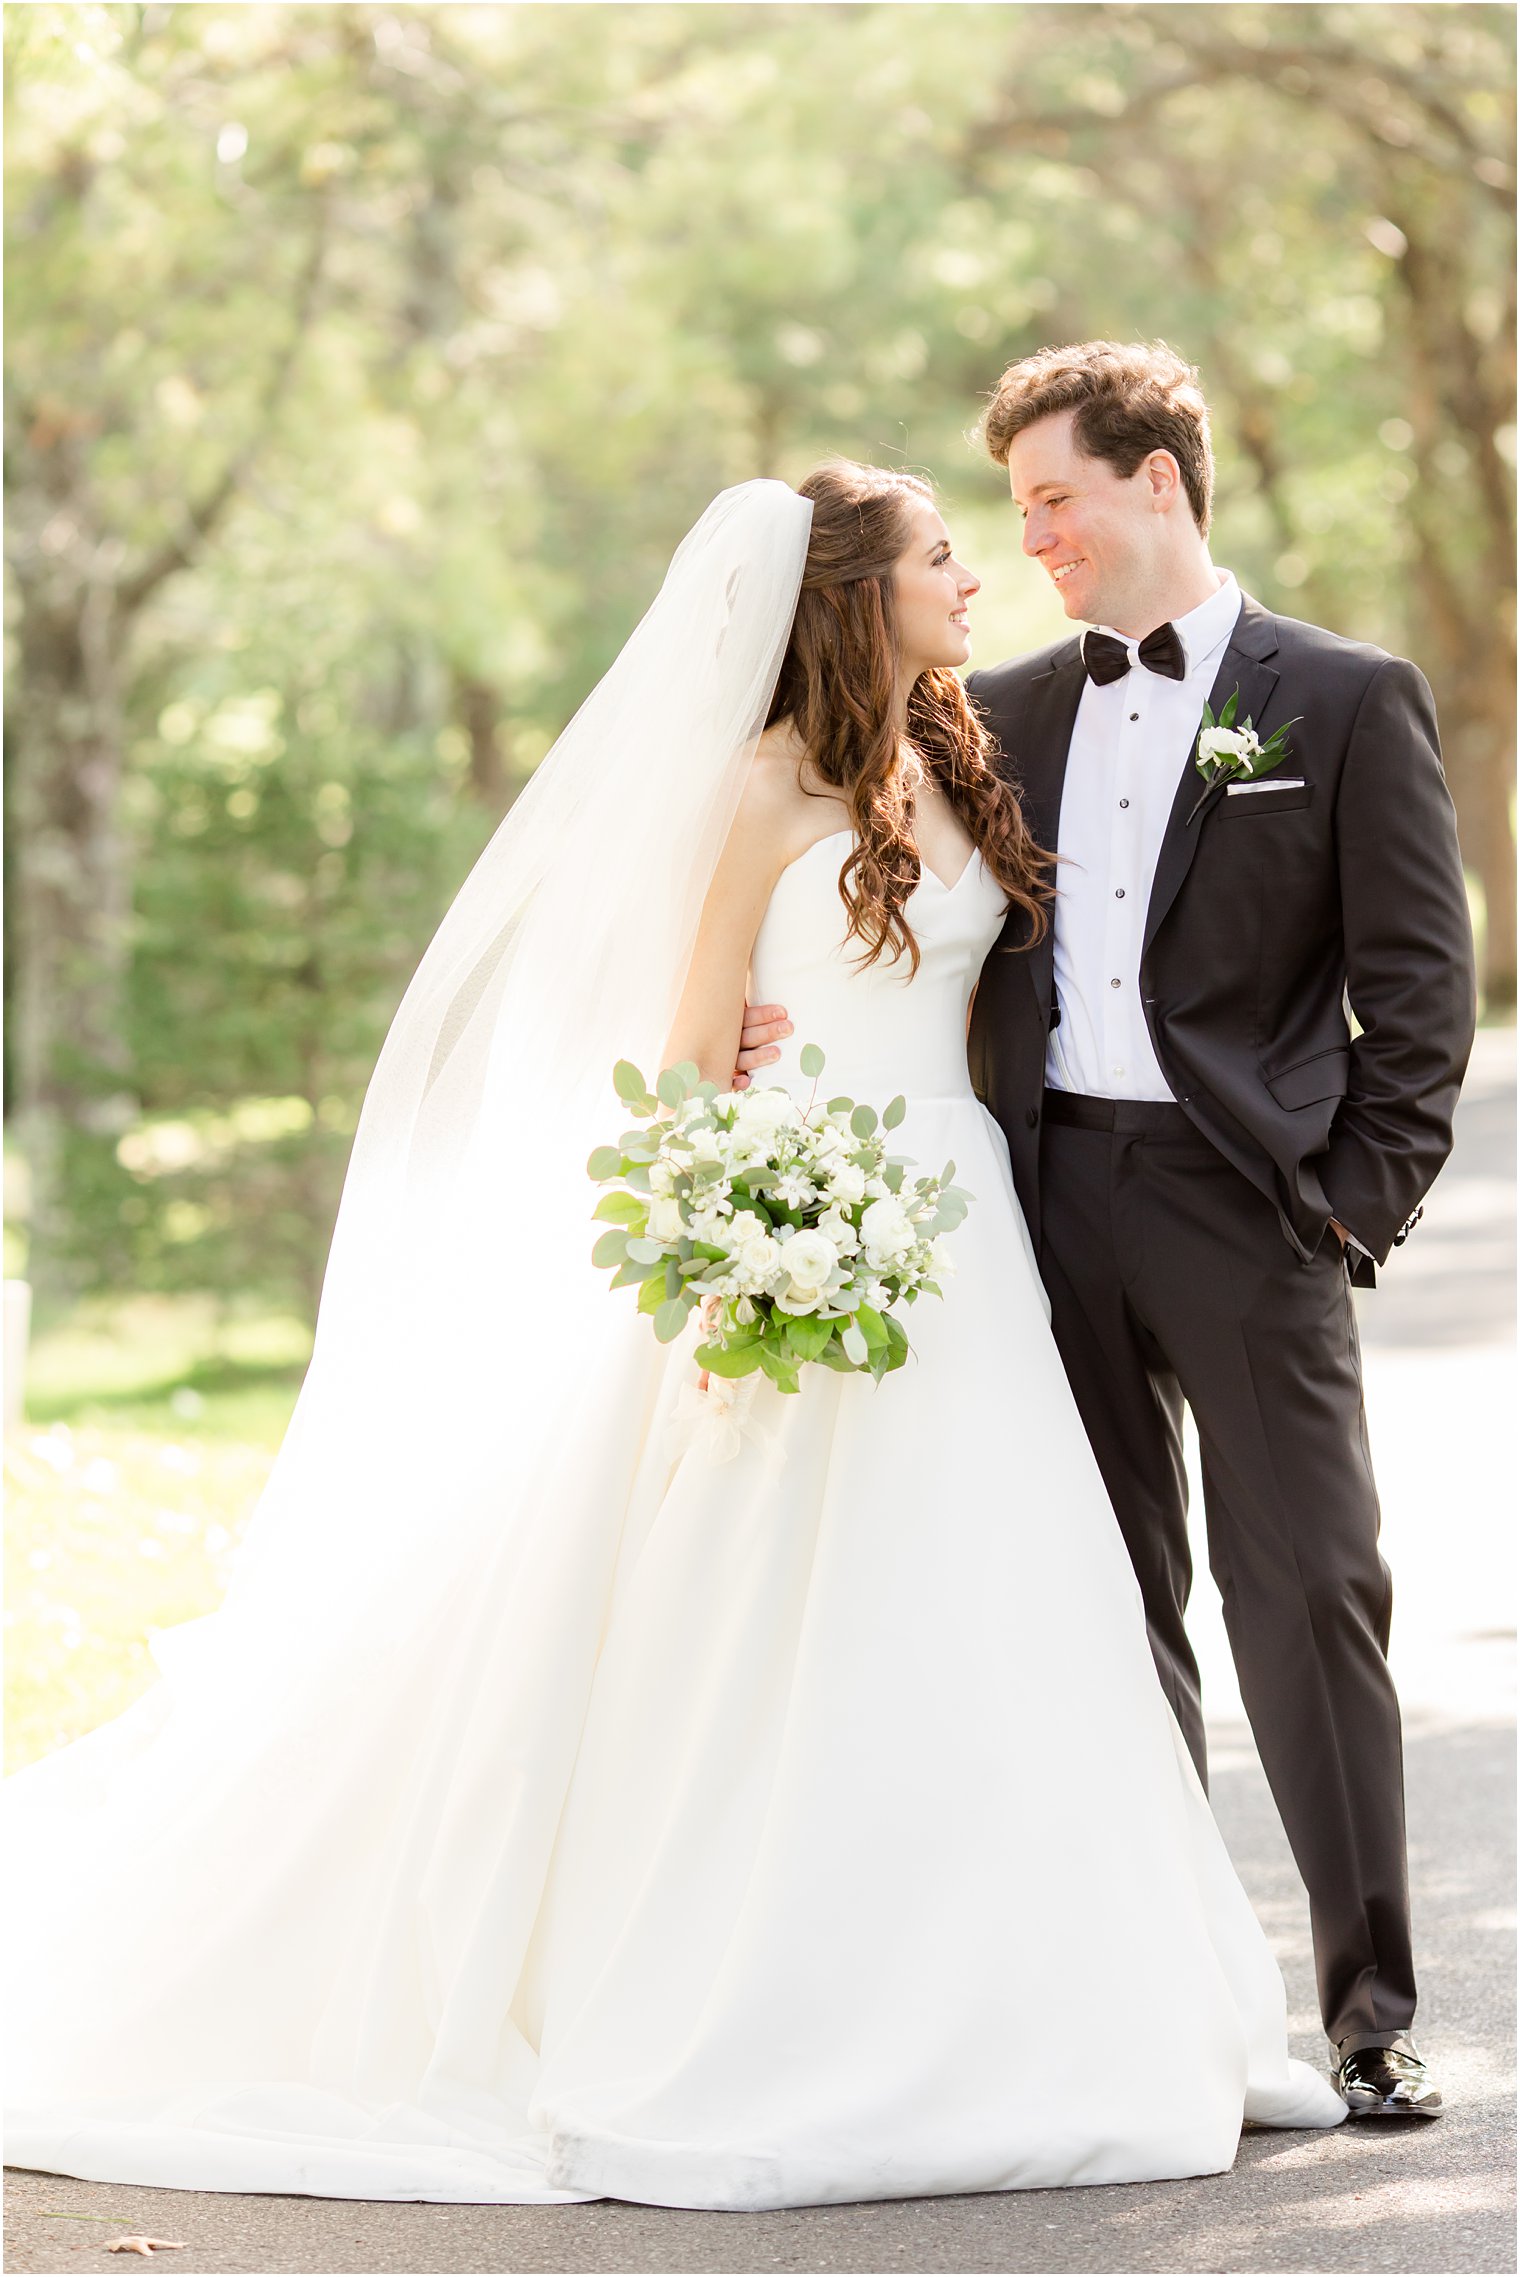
[982,340,1214,535]
[767,459,1051,974]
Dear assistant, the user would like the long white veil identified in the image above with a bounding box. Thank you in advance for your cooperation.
[5,480,813,2174]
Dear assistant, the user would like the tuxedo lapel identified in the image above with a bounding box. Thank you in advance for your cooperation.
[1143,599,1281,955]
[995,642,1084,1003]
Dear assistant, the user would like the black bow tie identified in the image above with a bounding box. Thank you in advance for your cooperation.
[1082,623,1187,686]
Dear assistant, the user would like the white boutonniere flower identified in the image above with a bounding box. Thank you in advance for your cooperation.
[1189,690,1302,825]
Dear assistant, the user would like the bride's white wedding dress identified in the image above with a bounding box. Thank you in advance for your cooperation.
[7,820,1343,2209]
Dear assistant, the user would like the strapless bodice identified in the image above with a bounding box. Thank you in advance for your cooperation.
[749,830,1009,1106]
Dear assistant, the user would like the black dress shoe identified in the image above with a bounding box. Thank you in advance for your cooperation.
[1334,2034,1443,2118]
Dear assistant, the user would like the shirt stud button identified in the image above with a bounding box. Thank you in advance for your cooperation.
[1119,798,1130,810]
[1129,712,1139,722]
[1115,888,1126,899]
[1110,977,1122,990]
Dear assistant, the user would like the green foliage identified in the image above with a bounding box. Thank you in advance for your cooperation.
[5,2,1513,1316]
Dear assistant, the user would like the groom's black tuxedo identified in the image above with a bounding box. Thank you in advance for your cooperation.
[966,598,1476,2051]
[967,597,1476,1282]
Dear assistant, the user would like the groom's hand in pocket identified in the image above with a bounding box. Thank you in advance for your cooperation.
[734,1001,791,1090]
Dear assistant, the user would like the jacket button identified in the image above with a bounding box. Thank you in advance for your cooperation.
[1025,1107,1039,1128]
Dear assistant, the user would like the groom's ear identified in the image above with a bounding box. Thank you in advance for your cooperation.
[1143,450,1186,512]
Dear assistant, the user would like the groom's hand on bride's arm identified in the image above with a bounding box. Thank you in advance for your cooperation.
[734,1001,791,1090]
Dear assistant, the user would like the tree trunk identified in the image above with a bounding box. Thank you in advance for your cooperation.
[8,585,135,1303]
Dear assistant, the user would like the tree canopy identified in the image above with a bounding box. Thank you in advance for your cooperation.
[6,1,1514,1315]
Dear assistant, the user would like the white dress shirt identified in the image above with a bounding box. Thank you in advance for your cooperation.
[1045,571,1242,1101]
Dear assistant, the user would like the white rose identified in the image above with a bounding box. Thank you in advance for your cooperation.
[735,1087,799,1138]
[733,1233,782,1293]
[727,1209,769,1246]
[826,1161,867,1207]
[860,1196,915,1263]
[928,1236,957,1279]
[864,1174,891,1200]
[648,1159,676,1196]
[646,1195,685,1242]
[805,1114,850,1158]
[816,1205,861,1255]
[689,1129,727,1165]
[774,1229,838,1297]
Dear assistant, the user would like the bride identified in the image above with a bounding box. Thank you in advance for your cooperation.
[4,464,1345,2210]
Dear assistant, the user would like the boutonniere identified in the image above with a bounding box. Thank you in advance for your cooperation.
[1187,691,1301,824]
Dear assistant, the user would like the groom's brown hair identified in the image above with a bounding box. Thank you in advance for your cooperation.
[982,341,1214,535]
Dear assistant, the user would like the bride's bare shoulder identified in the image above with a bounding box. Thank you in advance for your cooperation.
[735,721,809,847]
[745,721,848,857]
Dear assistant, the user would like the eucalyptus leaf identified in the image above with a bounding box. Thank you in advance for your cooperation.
[609,1257,651,1291]
[653,1297,690,1343]
[626,1235,665,1263]
[591,1228,630,1268]
[613,1059,648,1104]
[827,1096,855,1115]
[657,1067,688,1109]
[593,1190,646,1227]
[841,1322,869,1366]
[851,1104,878,1139]
[637,1271,667,1315]
[855,1302,889,1350]
[672,1060,701,1090]
[799,1042,826,1078]
[882,1095,906,1130]
[586,1145,622,1181]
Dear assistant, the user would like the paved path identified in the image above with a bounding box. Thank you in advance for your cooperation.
[7,1033,1513,2275]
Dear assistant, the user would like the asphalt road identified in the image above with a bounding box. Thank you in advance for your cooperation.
[7,1031,1514,2277]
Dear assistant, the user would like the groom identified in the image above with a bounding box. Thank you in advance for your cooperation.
[741,341,1475,2114]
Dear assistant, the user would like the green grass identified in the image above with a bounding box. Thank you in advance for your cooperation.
[4,1295,309,1773]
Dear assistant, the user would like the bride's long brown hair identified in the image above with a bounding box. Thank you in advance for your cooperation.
[767,459,1052,975]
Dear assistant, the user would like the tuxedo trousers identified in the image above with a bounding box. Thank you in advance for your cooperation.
[1035,1093,1416,2048]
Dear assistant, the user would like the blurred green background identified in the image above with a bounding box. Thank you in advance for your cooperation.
[4,3,1514,1762]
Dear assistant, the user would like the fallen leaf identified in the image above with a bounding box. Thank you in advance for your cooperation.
[104,2242,186,2257]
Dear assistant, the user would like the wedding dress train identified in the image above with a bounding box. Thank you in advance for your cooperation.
[6,821,1344,2209]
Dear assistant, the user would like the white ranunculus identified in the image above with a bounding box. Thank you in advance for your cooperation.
[733,1233,782,1293]
[689,1129,727,1166]
[727,1208,769,1246]
[864,1174,891,1200]
[774,1229,838,1296]
[860,1195,916,1263]
[647,1159,676,1196]
[816,1205,861,1255]
[928,1236,957,1279]
[826,1161,867,1207]
[646,1195,685,1242]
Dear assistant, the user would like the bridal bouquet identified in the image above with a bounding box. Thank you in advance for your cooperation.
[586,1047,971,1394]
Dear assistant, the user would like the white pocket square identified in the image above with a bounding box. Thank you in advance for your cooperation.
[1227,777,1306,796]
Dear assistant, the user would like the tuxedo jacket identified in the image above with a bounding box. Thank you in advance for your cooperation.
[966,597,1477,1285]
